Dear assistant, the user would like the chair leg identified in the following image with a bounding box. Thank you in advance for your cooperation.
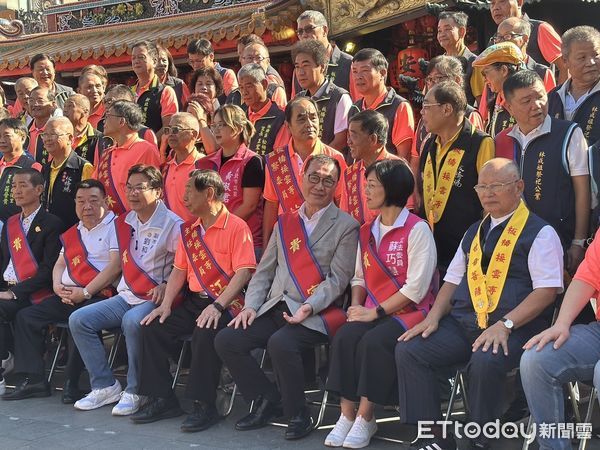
[224,383,237,417]
[445,371,461,420]
[108,332,122,369]
[47,327,67,384]
[522,415,534,450]
[314,387,329,429]
[579,388,597,450]
[171,341,188,390]
[458,371,470,417]
[569,382,582,424]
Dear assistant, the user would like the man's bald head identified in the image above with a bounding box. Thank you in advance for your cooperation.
[480,157,521,181]
[15,77,37,90]
[66,93,91,113]
[169,112,200,133]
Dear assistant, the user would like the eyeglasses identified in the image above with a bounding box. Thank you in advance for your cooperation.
[421,102,442,111]
[306,173,336,188]
[425,75,450,85]
[473,180,518,194]
[210,123,230,131]
[105,113,124,119]
[493,32,525,43]
[125,184,154,193]
[241,55,267,63]
[40,133,69,140]
[297,25,320,36]
[164,126,194,135]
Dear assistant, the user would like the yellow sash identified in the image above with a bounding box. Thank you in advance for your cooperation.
[423,148,465,226]
[467,201,529,329]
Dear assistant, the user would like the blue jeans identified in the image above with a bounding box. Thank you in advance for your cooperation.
[520,322,600,450]
[69,295,155,393]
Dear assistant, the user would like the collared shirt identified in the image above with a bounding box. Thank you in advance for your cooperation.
[444,209,564,291]
[526,15,562,65]
[0,152,41,177]
[351,208,437,303]
[298,202,332,236]
[4,205,42,283]
[434,123,495,173]
[88,103,106,129]
[215,63,239,97]
[559,79,600,121]
[47,153,94,195]
[263,139,347,208]
[173,205,256,293]
[265,74,288,110]
[164,149,203,222]
[507,114,589,177]
[310,80,353,135]
[134,75,179,119]
[117,201,182,304]
[59,211,118,286]
[247,100,290,149]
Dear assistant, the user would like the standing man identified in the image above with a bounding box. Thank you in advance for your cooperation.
[92,100,160,216]
[28,87,60,166]
[419,81,495,273]
[241,43,288,110]
[69,165,182,415]
[162,113,203,221]
[341,110,399,225]
[63,94,104,165]
[292,40,352,151]
[78,65,108,130]
[3,179,120,402]
[0,118,41,223]
[41,117,94,230]
[29,54,73,110]
[131,41,179,136]
[12,78,37,128]
[437,11,485,106]
[216,155,358,440]
[187,39,238,104]
[0,169,63,394]
[496,70,590,273]
[293,10,357,101]
[131,170,256,431]
[349,48,415,158]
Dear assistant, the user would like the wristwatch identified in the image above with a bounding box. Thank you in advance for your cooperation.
[82,287,92,300]
[500,317,514,331]
[212,302,225,313]
[376,305,387,319]
[572,239,586,248]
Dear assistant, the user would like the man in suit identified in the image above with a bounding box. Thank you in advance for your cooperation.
[215,154,359,440]
[0,168,63,394]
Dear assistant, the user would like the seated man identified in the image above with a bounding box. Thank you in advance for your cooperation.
[215,154,359,440]
[69,164,182,415]
[520,219,600,450]
[0,168,63,394]
[3,179,120,402]
[130,169,256,430]
[397,158,563,450]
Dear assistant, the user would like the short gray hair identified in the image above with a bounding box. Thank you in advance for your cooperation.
[562,26,600,58]
[500,17,532,37]
[109,100,144,131]
[297,10,328,27]
[237,63,267,83]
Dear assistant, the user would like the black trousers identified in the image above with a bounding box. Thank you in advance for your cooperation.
[215,302,328,418]
[138,296,230,404]
[0,297,31,361]
[326,317,405,405]
[13,295,101,381]
[395,315,545,425]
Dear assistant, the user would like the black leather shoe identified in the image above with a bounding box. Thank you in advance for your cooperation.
[130,396,183,424]
[180,401,221,432]
[61,380,84,404]
[235,396,283,431]
[2,377,50,401]
[284,407,314,440]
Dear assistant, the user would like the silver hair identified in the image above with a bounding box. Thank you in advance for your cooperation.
[297,10,328,27]
[237,63,267,83]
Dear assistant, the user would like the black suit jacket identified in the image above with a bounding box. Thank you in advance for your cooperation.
[0,208,63,303]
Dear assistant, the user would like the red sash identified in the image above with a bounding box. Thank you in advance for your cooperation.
[6,215,52,304]
[359,215,435,330]
[180,221,244,317]
[266,146,304,212]
[344,162,370,224]
[60,224,116,298]
[96,149,126,215]
[277,212,346,337]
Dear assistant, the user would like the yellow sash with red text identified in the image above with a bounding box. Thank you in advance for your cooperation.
[6,215,52,304]
[467,200,529,329]
[96,148,127,215]
[180,221,244,317]
[423,149,465,226]
[277,212,346,337]
[266,146,304,212]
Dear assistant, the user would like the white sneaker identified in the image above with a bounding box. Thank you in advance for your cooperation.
[342,415,377,449]
[325,414,355,447]
[74,380,122,411]
[111,391,147,416]
[0,378,5,396]
[2,352,14,375]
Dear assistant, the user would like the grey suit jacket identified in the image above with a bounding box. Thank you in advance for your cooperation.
[244,203,359,335]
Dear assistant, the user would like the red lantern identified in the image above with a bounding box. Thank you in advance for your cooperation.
[397,46,428,82]
[420,15,438,42]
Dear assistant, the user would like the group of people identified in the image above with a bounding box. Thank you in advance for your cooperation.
[0,2,599,450]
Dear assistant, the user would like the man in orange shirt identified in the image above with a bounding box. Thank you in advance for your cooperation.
[238,64,289,157]
[162,113,203,221]
[28,87,59,166]
[241,43,287,110]
[78,65,108,130]
[348,48,415,159]
[262,97,347,244]
[92,100,160,215]
[131,41,178,136]
[131,169,255,431]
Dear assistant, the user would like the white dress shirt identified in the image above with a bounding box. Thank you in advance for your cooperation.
[116,201,183,305]
[351,208,438,303]
[557,78,600,121]
[298,202,333,236]
[444,210,564,292]
[3,205,42,283]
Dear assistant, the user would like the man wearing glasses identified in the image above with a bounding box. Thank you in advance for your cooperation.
[91,100,160,216]
[40,117,94,230]
[27,86,61,166]
[419,81,494,275]
[292,10,357,101]
[216,154,358,440]
[240,43,288,110]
